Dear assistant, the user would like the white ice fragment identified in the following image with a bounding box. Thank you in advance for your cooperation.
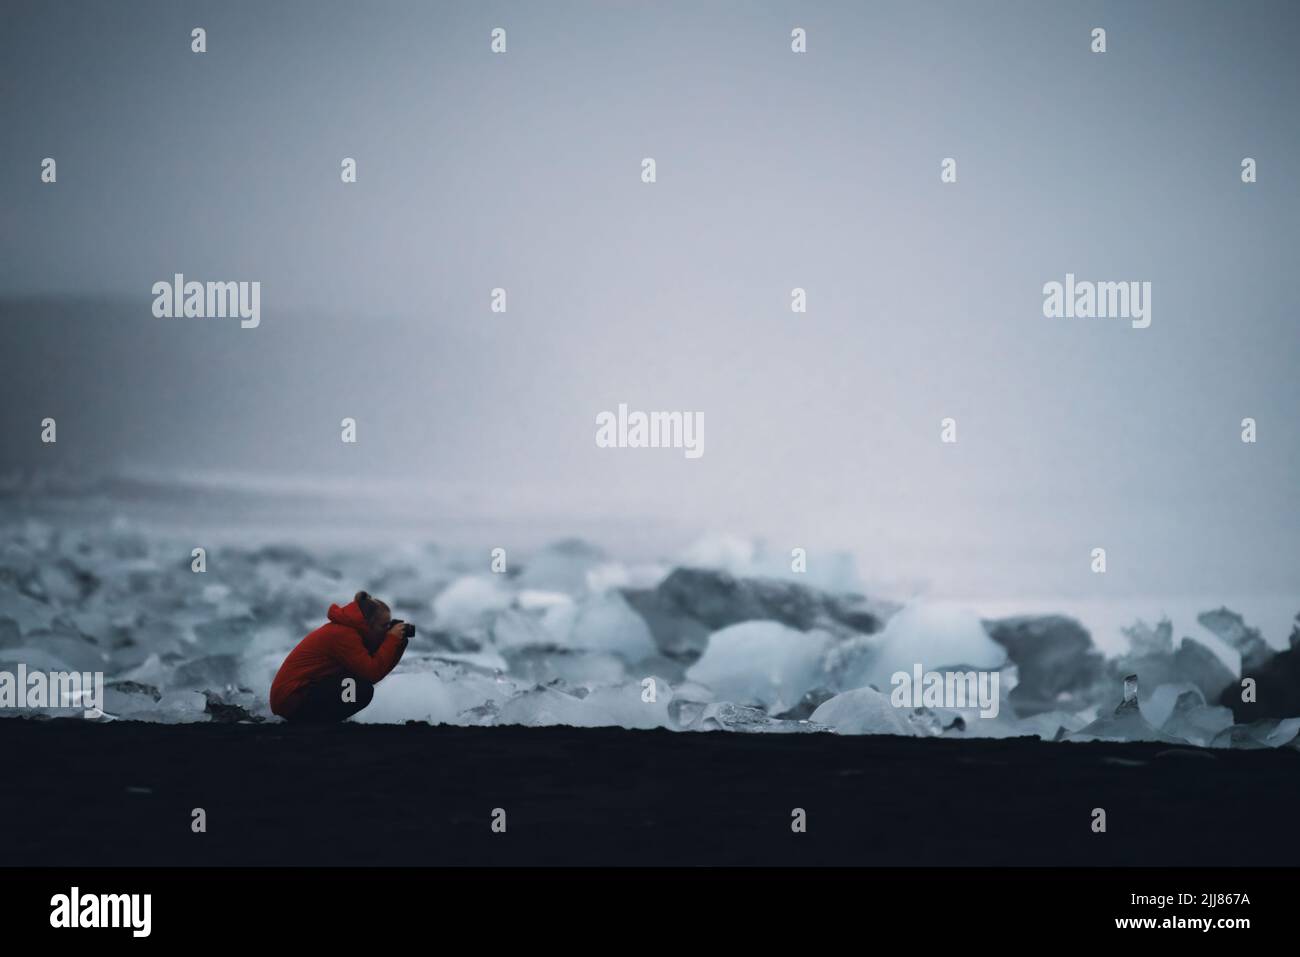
[1161,699,1234,747]
[432,576,511,633]
[689,700,826,733]
[492,679,673,729]
[1142,682,1204,729]
[1015,709,1087,740]
[1067,675,1183,743]
[580,678,674,729]
[809,686,917,736]
[517,539,608,594]
[354,671,509,725]
[829,601,1006,693]
[686,621,833,714]
[502,647,627,686]
[491,608,555,650]
[494,686,593,727]
[121,690,210,724]
[120,652,170,687]
[566,592,656,661]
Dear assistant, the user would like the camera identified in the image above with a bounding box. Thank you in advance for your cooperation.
[390,619,416,639]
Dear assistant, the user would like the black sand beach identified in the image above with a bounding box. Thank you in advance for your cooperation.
[2,718,1296,867]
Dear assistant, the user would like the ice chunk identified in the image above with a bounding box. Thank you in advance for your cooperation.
[154,690,211,722]
[201,689,266,723]
[623,567,887,661]
[1124,618,1174,657]
[1014,710,1087,741]
[685,621,833,714]
[809,686,916,736]
[1160,692,1234,747]
[117,690,210,724]
[1173,636,1236,702]
[1210,718,1300,749]
[432,576,511,633]
[427,648,510,673]
[493,678,674,729]
[1142,682,1205,728]
[566,592,656,661]
[677,533,867,594]
[102,681,162,718]
[1108,618,1237,708]
[257,566,347,624]
[495,686,590,727]
[628,653,688,685]
[354,670,511,725]
[1264,717,1300,747]
[580,679,674,730]
[170,654,245,691]
[516,539,609,595]
[490,608,553,650]
[830,602,1007,694]
[500,647,627,686]
[119,653,172,688]
[1215,639,1300,721]
[690,700,826,733]
[1068,675,1184,744]
[1197,607,1273,673]
[773,687,836,720]
[982,615,1104,716]
[192,616,261,655]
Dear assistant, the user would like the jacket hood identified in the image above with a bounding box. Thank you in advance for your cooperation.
[327,600,369,634]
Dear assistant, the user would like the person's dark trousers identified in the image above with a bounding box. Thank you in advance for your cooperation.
[286,674,375,723]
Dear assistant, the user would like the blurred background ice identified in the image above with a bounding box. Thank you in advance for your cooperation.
[1,480,1297,752]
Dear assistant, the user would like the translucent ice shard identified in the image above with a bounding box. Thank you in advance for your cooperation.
[1068,674,1185,744]
[809,686,917,736]
[690,700,826,734]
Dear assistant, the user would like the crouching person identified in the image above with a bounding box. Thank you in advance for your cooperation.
[270,591,410,723]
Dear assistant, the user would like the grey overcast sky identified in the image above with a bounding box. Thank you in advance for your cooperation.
[2,1,1298,602]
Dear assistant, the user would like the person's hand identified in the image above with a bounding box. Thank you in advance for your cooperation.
[387,620,408,641]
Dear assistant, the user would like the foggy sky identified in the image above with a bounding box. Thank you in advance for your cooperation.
[2,0,1298,601]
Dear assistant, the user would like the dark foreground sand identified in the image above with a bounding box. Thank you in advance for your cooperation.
[1,719,1295,867]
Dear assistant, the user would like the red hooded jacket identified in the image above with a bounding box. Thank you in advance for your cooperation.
[270,600,408,718]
